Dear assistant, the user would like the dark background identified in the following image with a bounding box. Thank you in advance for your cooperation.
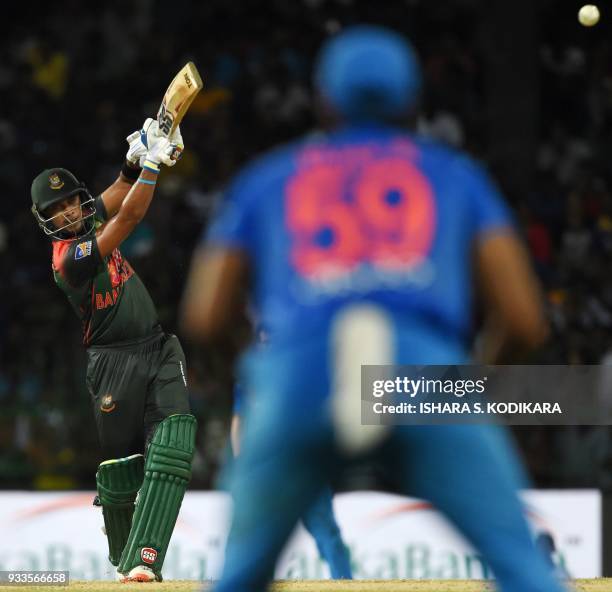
[2,0,612,492]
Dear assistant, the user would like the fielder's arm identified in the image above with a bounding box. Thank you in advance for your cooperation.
[180,247,248,341]
[474,231,550,363]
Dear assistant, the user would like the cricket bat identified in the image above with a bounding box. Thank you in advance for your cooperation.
[156,62,203,138]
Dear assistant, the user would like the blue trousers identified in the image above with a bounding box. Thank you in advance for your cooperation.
[214,393,566,592]
[233,385,352,579]
[301,487,352,579]
[215,326,565,591]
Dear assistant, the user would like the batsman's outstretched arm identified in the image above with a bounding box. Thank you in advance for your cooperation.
[97,128,181,259]
[100,119,184,220]
[96,169,158,259]
[100,163,142,219]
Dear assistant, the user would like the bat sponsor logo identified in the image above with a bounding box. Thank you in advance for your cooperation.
[156,62,202,137]
[100,394,116,413]
[49,173,64,190]
[74,241,92,260]
[157,103,174,136]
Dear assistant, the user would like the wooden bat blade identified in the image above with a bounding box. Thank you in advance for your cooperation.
[157,62,204,137]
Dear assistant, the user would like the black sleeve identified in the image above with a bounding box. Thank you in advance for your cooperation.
[94,194,108,223]
[60,237,104,287]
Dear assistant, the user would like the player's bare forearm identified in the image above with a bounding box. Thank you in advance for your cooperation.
[474,231,549,361]
[120,169,157,221]
[101,165,142,218]
[96,170,158,258]
[180,248,248,342]
[474,317,517,364]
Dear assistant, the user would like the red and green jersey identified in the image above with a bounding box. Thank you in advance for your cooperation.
[51,196,160,346]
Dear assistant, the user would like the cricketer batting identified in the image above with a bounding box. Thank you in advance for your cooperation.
[30,119,197,582]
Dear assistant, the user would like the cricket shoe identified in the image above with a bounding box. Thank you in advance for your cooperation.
[119,565,162,582]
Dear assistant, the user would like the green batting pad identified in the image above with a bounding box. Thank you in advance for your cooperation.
[96,454,144,566]
[118,415,197,577]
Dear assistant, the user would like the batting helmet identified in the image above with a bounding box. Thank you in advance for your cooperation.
[31,167,96,239]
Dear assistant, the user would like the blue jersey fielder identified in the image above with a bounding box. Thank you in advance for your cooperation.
[184,25,565,592]
[207,125,514,373]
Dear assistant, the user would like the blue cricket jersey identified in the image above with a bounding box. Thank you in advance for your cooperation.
[206,124,513,374]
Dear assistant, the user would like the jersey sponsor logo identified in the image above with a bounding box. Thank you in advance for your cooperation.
[108,249,134,288]
[94,251,135,310]
[96,289,120,310]
[100,394,116,413]
[49,173,64,190]
[141,547,157,564]
[75,241,93,260]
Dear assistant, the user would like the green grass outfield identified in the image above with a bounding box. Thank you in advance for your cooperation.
[1,580,612,592]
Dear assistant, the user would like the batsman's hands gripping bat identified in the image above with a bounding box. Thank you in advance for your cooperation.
[125,118,184,168]
[146,133,182,168]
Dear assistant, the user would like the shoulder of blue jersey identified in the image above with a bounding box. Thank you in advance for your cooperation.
[416,136,497,188]
[411,133,469,167]
[218,136,310,214]
[234,136,308,188]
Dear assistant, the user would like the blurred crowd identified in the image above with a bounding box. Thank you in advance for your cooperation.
[3,0,612,490]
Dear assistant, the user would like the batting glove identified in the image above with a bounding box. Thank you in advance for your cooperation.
[137,118,184,169]
[144,136,182,170]
[125,130,147,166]
[167,125,184,166]
[126,117,158,165]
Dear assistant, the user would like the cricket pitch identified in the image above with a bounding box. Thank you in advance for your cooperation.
[1,579,611,592]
